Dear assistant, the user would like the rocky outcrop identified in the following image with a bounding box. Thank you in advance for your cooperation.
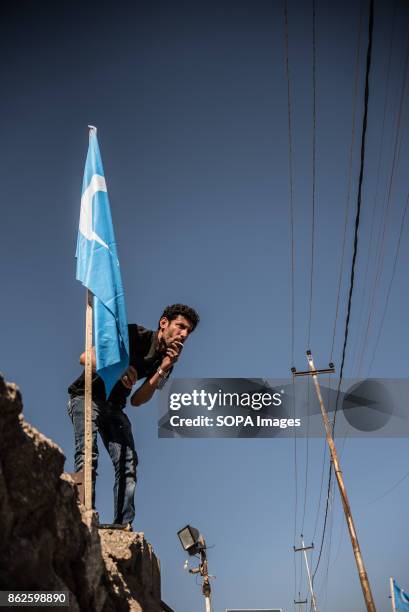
[0,374,163,611]
[100,530,161,611]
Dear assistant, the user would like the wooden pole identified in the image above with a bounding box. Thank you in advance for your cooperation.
[306,352,376,612]
[301,537,318,612]
[294,595,308,611]
[294,539,318,611]
[390,578,396,612]
[84,289,93,511]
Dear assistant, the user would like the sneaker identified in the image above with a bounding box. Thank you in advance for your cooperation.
[98,522,133,531]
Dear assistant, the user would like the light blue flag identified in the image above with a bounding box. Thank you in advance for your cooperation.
[76,126,129,398]
[393,579,409,611]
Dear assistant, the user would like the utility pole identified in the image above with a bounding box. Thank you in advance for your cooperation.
[294,593,308,611]
[187,536,212,612]
[178,526,213,612]
[292,351,376,612]
[294,536,318,611]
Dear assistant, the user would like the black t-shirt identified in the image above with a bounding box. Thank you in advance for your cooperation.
[68,324,166,408]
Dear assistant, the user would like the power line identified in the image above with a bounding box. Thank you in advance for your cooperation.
[313,0,374,583]
[310,1,364,590]
[283,4,298,608]
[332,0,374,432]
[314,476,336,606]
[311,434,328,542]
[292,379,299,609]
[307,0,316,349]
[312,463,332,581]
[355,29,409,376]
[284,0,295,369]
[310,379,332,574]
[330,0,364,361]
[313,1,364,587]
[368,192,409,373]
[301,379,311,534]
[331,8,407,468]
[320,471,337,606]
[349,0,397,374]
[302,0,317,538]
[370,469,409,504]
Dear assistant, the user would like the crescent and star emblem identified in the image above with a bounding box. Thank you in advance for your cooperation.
[79,173,109,249]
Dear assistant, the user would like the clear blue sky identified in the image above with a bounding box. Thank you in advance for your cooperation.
[1,1,408,610]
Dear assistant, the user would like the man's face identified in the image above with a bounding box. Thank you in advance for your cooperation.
[159,315,192,347]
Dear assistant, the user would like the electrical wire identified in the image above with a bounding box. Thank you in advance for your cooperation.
[325,0,365,481]
[337,2,408,460]
[332,0,374,432]
[354,29,409,377]
[311,378,332,558]
[307,0,316,349]
[330,0,364,361]
[312,465,332,581]
[321,472,336,607]
[368,192,409,372]
[312,0,375,591]
[301,0,317,540]
[349,0,397,375]
[301,379,311,535]
[283,3,298,607]
[284,0,295,370]
[292,379,299,609]
[369,469,409,504]
[311,435,327,543]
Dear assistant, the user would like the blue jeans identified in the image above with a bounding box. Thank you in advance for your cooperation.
[67,395,138,525]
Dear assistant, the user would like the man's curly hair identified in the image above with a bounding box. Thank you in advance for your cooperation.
[158,304,200,331]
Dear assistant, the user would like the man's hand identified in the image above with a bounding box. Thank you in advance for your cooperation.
[160,340,183,371]
[120,366,138,389]
[79,347,96,371]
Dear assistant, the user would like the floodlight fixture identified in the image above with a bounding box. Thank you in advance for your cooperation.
[177,524,202,556]
[177,525,212,612]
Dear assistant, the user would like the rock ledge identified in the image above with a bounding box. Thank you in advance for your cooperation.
[0,374,162,612]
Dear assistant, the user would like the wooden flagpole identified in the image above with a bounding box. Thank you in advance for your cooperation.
[390,578,396,612]
[84,289,93,511]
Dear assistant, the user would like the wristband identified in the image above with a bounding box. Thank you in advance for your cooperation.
[157,367,169,390]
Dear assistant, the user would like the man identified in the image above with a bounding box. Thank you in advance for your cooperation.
[67,303,199,529]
